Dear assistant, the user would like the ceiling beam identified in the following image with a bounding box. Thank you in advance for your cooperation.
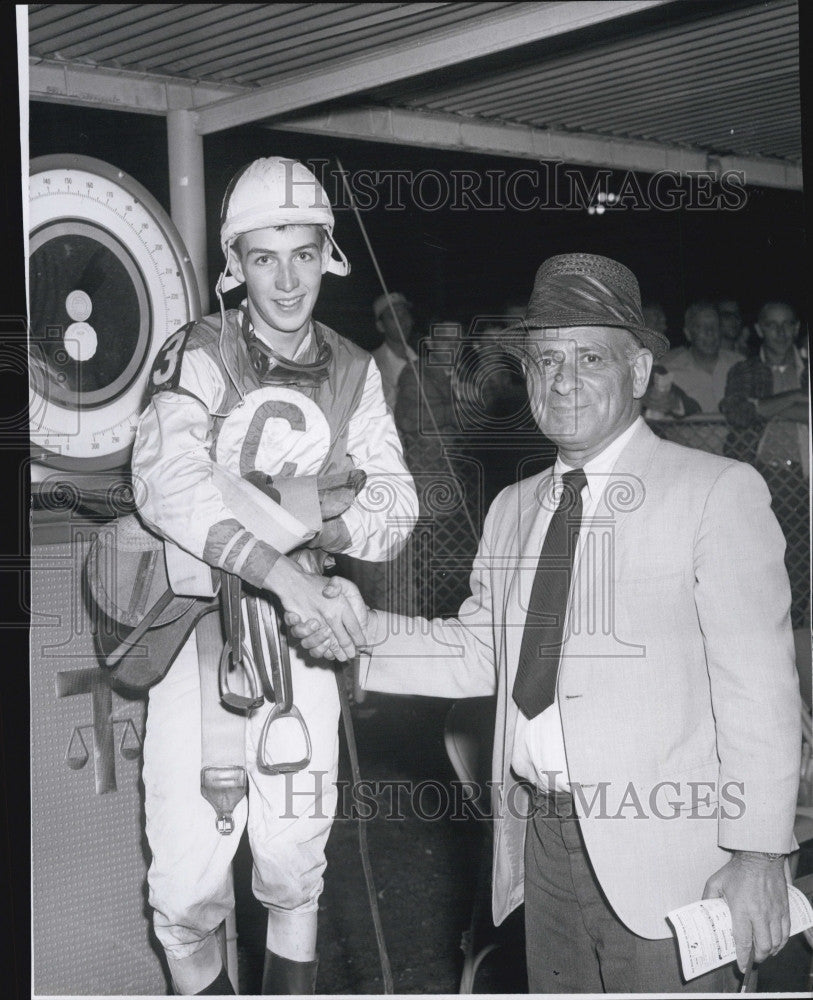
[29,58,244,116]
[271,105,803,191]
[193,1,674,135]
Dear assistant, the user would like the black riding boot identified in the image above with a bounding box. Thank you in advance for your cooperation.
[261,950,318,995]
[194,965,236,995]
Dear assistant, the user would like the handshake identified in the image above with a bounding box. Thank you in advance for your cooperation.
[285,575,377,662]
[255,467,379,660]
[264,555,376,662]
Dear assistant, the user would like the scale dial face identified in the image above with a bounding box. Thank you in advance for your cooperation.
[29,154,200,471]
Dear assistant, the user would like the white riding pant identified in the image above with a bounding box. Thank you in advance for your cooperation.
[142,624,340,962]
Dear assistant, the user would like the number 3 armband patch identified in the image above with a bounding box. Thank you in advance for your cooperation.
[149,324,193,395]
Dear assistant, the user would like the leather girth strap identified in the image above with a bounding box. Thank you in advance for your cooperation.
[197,608,247,835]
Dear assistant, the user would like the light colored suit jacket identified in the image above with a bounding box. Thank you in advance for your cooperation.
[361,420,801,938]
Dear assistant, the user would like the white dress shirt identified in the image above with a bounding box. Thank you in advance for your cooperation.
[511,417,645,793]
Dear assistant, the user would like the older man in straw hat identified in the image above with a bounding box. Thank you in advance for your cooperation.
[292,252,801,992]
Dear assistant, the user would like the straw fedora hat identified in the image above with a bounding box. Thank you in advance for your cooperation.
[509,253,670,358]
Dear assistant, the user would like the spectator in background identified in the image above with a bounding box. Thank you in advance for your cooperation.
[371,291,418,410]
[394,322,459,460]
[501,297,527,322]
[717,298,750,356]
[660,301,741,413]
[721,300,810,629]
[335,293,419,633]
[720,300,808,470]
[642,301,668,341]
[640,300,703,420]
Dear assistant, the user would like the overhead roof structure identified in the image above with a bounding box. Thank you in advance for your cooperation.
[28,1,802,190]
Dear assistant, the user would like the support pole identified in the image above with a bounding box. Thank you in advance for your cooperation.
[167,109,209,314]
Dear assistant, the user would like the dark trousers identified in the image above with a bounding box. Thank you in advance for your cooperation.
[523,791,741,993]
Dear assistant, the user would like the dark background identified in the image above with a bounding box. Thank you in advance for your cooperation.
[30,100,807,350]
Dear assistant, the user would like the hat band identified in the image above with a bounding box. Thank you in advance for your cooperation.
[525,274,644,328]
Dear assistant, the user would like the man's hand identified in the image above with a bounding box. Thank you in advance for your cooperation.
[286,579,377,661]
[703,852,790,970]
[263,556,367,661]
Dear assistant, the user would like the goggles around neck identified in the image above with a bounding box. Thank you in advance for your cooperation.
[240,307,331,387]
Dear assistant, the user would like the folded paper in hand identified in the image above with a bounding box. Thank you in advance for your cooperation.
[667,885,813,981]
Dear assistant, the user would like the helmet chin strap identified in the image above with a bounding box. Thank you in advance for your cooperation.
[215,270,246,405]
[214,270,333,398]
[219,271,244,295]
[324,231,350,276]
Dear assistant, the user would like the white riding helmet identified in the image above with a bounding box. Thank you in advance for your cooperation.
[218,157,350,293]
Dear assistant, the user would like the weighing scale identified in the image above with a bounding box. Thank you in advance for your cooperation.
[29,154,200,995]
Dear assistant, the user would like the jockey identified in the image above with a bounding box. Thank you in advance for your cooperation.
[131,157,417,995]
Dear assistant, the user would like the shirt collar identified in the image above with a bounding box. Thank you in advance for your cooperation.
[554,416,644,500]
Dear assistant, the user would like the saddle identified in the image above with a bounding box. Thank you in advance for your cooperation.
[85,462,326,694]
[85,513,218,695]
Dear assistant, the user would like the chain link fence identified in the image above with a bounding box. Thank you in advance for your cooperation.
[339,435,483,619]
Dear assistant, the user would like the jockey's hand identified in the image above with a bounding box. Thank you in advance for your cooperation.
[315,469,367,520]
[263,556,366,661]
[245,470,367,521]
[305,515,352,554]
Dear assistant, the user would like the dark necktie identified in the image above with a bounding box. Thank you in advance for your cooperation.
[512,467,588,720]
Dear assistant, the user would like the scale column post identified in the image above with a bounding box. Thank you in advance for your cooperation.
[167,109,208,315]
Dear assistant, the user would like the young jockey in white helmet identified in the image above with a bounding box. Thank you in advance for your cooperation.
[131,157,417,995]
